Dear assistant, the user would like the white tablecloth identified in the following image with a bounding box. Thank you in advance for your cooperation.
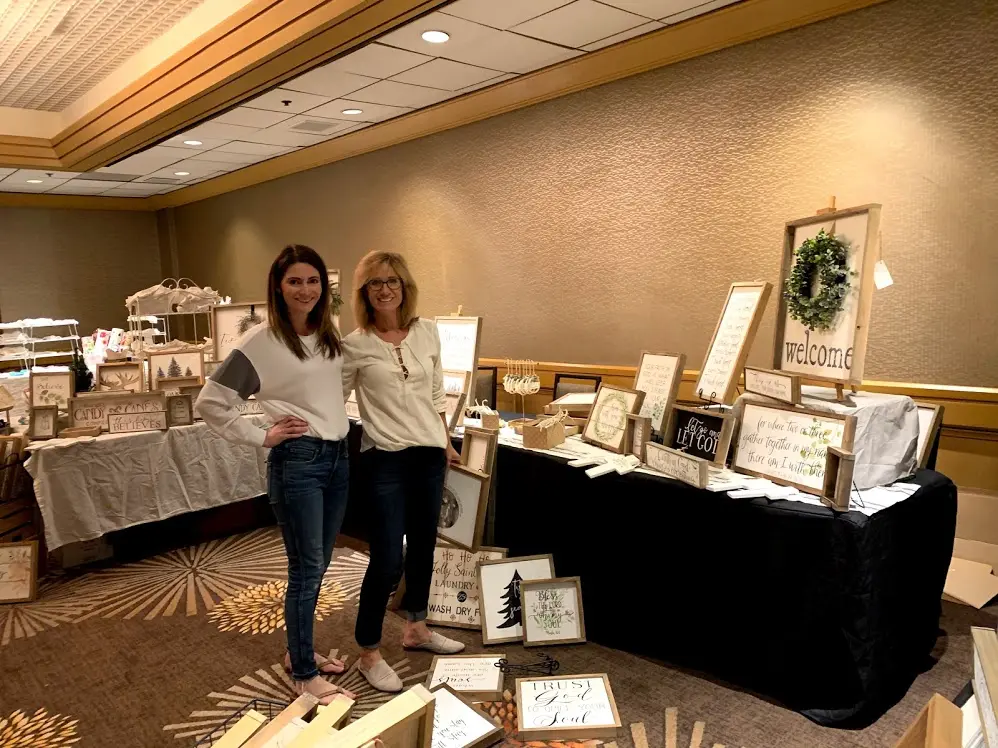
[732,386,918,489]
[24,416,269,550]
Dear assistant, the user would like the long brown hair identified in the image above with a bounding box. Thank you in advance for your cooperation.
[267,245,341,360]
[352,250,420,330]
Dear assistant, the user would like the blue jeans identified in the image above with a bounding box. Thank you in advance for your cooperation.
[355,446,447,649]
[267,436,349,681]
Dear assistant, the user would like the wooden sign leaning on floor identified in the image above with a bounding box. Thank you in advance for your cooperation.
[521,576,586,647]
[429,683,504,748]
[478,554,555,645]
[438,465,490,552]
[516,674,622,741]
[644,442,710,489]
[425,654,505,701]
[743,366,801,405]
[0,540,38,603]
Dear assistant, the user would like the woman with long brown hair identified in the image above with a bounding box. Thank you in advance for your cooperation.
[196,245,355,704]
[342,250,465,693]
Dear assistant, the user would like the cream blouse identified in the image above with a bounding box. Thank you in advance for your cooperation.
[341,317,448,452]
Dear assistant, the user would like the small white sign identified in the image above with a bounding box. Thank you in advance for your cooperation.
[743,367,799,405]
[431,685,503,748]
[516,674,621,740]
[427,655,504,698]
[645,443,708,488]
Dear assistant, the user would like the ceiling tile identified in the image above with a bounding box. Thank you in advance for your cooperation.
[161,134,232,151]
[582,20,664,50]
[455,73,517,94]
[307,99,413,124]
[3,169,78,183]
[188,150,280,165]
[328,43,433,79]
[0,181,50,193]
[349,80,456,109]
[164,121,261,141]
[378,12,500,56]
[0,168,15,179]
[390,58,504,91]
[144,159,238,183]
[473,31,583,73]
[264,115,357,138]
[441,0,574,30]
[511,0,648,48]
[99,146,200,175]
[68,171,138,182]
[244,88,332,114]
[595,0,702,18]
[662,0,741,23]
[103,183,170,196]
[48,180,117,195]
[233,129,332,148]
[282,67,380,98]
[215,106,295,129]
[214,141,295,156]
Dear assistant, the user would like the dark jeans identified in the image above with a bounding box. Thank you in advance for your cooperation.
[355,446,447,649]
[268,436,349,681]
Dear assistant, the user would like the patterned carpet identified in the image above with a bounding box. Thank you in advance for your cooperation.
[0,527,985,747]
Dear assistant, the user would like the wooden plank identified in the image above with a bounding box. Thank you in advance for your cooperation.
[242,694,319,748]
[322,685,435,748]
[665,708,678,748]
[689,722,705,748]
[630,723,649,748]
[892,693,961,748]
[212,710,268,748]
[289,695,354,747]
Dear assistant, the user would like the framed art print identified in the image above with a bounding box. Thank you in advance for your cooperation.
[212,302,269,362]
[478,554,555,645]
[914,402,944,469]
[29,406,59,440]
[0,540,39,603]
[429,683,504,748]
[521,577,586,647]
[443,369,472,396]
[166,394,194,427]
[438,465,490,551]
[633,351,685,433]
[148,349,204,391]
[29,370,74,409]
[516,674,622,740]
[581,384,645,454]
[96,361,144,393]
[461,426,498,474]
[425,654,505,701]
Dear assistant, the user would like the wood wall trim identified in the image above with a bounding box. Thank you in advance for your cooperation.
[151,0,891,208]
[0,193,153,211]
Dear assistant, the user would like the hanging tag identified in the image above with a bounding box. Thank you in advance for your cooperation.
[874,260,894,290]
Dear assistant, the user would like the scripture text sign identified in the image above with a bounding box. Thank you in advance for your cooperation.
[733,403,850,492]
[428,545,505,628]
[695,284,768,403]
[744,367,799,404]
[428,656,504,694]
[108,410,168,434]
[634,353,682,432]
[431,686,502,748]
[645,443,707,488]
[669,408,727,462]
[518,676,619,735]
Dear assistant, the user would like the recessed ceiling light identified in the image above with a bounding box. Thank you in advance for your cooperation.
[174,171,190,176]
[26,179,43,184]
[183,140,203,146]
[341,108,363,115]
[421,30,449,44]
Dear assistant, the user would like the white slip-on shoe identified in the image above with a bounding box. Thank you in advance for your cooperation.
[359,659,403,693]
[404,631,465,654]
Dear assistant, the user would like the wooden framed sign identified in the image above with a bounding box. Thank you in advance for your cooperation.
[148,349,204,391]
[425,655,505,701]
[108,410,168,434]
[515,674,622,740]
[443,369,473,397]
[478,554,555,645]
[732,402,857,495]
[461,427,498,474]
[29,406,59,440]
[743,366,801,405]
[582,384,645,454]
[166,394,194,427]
[29,370,74,409]
[96,361,144,393]
[212,301,269,363]
[521,576,586,647]
[644,442,710,489]
[394,544,507,629]
[429,683,504,748]
[914,402,944,469]
[694,281,771,405]
[662,405,735,467]
[773,204,881,386]
[445,392,467,432]
[821,446,856,512]
[69,392,167,430]
[156,375,202,392]
[627,415,651,461]
[0,540,38,603]
[438,465,490,551]
[436,316,483,401]
[632,351,685,433]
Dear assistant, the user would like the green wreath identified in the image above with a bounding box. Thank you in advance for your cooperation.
[783,229,852,332]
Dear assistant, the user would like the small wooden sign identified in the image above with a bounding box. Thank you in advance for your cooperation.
[821,446,856,512]
[29,406,59,440]
[96,361,144,393]
[521,576,586,647]
[626,414,651,461]
[166,394,194,427]
[662,405,735,467]
[29,370,74,409]
[743,366,801,405]
[429,683,504,748]
[425,654,505,701]
[644,442,710,489]
[516,674,622,740]
[233,399,265,416]
[972,627,998,748]
[69,392,167,430]
[0,540,38,603]
[633,351,685,433]
[461,427,498,474]
[582,384,645,454]
[108,410,168,434]
[58,425,102,439]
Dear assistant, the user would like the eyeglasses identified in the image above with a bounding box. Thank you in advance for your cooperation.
[366,277,402,292]
[394,346,409,380]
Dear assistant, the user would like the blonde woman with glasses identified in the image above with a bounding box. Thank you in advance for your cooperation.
[342,250,464,693]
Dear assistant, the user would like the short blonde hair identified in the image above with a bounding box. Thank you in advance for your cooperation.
[352,250,420,330]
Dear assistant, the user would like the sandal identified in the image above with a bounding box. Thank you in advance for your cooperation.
[284,651,347,676]
[294,676,357,705]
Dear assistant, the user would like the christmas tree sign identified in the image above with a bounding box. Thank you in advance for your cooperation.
[478,555,554,645]
[148,349,204,391]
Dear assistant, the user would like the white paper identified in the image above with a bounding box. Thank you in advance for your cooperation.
[874,259,894,290]
[518,676,617,733]
[431,687,500,748]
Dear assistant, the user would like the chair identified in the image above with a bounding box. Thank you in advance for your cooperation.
[475,367,498,410]
[552,373,601,400]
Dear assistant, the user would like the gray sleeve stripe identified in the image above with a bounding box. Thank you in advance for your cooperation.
[211,349,261,399]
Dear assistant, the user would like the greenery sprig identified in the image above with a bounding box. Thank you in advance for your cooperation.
[784,229,852,332]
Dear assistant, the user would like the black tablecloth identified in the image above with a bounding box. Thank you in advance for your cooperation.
[341,423,957,728]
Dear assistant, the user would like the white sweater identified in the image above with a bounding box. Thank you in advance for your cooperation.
[341,318,448,452]
[196,324,349,447]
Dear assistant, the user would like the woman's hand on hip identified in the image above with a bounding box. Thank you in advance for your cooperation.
[446,444,461,464]
[263,416,310,447]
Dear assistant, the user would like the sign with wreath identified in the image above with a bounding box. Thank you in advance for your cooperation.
[773,204,881,385]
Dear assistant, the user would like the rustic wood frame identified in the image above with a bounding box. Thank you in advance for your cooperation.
[443,369,473,397]
[156,375,203,392]
[521,576,587,647]
[633,350,686,434]
[644,442,711,489]
[0,539,39,603]
[662,404,736,468]
[772,204,882,387]
[320,685,435,748]
[626,414,652,461]
[515,673,622,740]
[29,370,74,410]
[28,406,59,440]
[461,426,498,474]
[166,395,195,427]
[428,683,505,748]
[108,410,169,434]
[425,655,506,702]
[743,366,801,405]
[95,361,144,393]
[478,554,555,646]
[435,316,483,400]
[445,391,467,432]
[148,348,205,391]
[694,281,772,404]
[68,391,167,430]
[438,464,490,552]
[581,383,646,454]
[821,446,856,512]
[211,302,269,363]
[732,402,857,495]
[914,402,945,470]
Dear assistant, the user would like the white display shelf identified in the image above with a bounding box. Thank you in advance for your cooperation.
[0,335,80,346]
[0,318,79,330]
[0,318,80,368]
[0,350,74,363]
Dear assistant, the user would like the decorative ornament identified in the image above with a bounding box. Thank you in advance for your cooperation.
[784,229,852,332]
[496,653,560,677]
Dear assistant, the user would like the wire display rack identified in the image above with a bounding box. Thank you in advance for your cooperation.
[193,698,289,747]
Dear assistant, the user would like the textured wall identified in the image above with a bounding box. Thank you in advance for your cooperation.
[0,207,161,334]
[172,0,998,387]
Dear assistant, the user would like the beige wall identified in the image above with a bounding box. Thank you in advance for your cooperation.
[0,207,161,335]
[172,0,998,388]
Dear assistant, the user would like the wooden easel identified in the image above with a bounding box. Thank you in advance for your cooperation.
[816,195,856,404]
